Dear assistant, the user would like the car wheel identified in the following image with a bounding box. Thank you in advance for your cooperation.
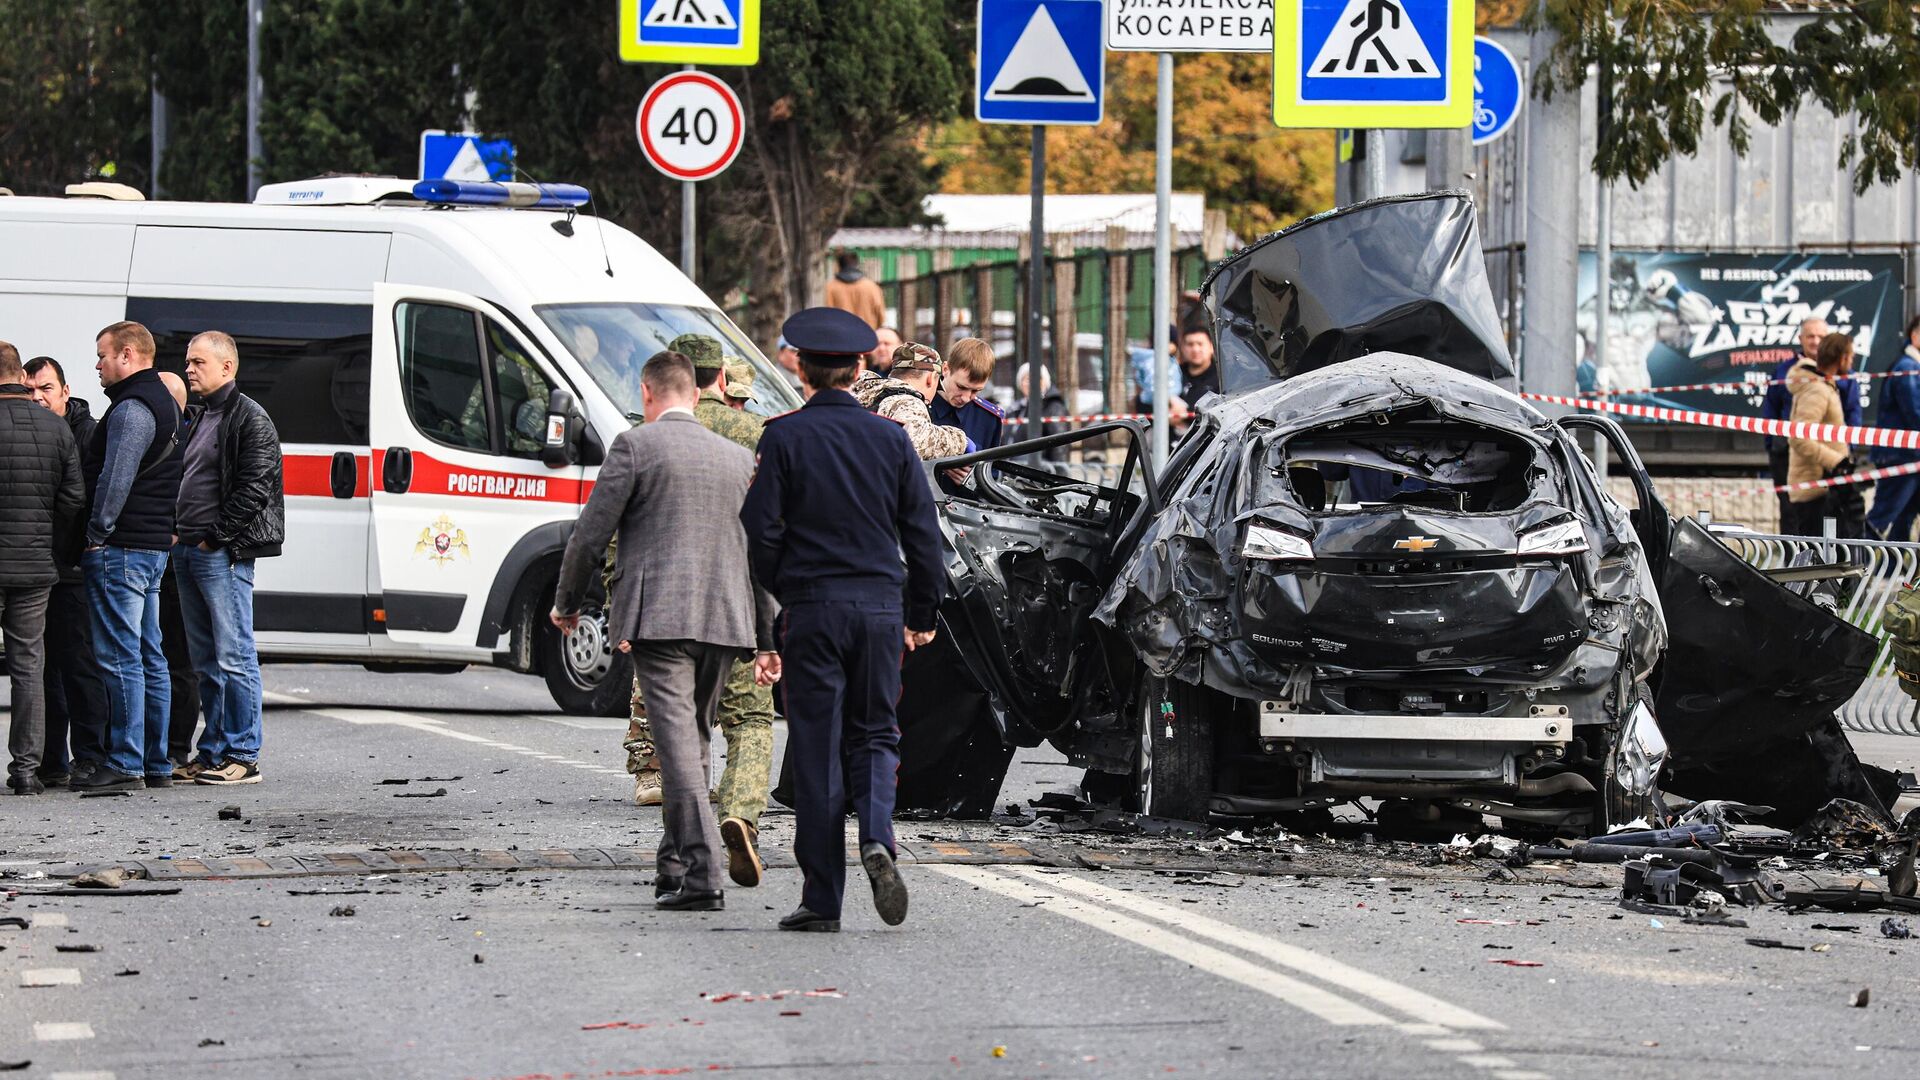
[1128,676,1214,823]
[539,607,631,717]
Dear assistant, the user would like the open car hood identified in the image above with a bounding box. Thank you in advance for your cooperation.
[1204,191,1515,395]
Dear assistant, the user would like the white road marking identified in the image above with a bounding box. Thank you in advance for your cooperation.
[51,1072,118,1080]
[309,708,626,782]
[1461,1056,1519,1069]
[21,968,82,987]
[1018,868,1504,1031]
[1429,1038,1485,1052]
[1493,1072,1551,1080]
[263,690,307,705]
[535,716,628,731]
[34,1022,95,1041]
[32,913,69,929]
[933,865,1391,1026]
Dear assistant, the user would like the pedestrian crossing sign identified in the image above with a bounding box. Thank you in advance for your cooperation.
[1273,0,1472,128]
[619,0,760,66]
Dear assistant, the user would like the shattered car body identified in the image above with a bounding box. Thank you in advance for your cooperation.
[903,191,1897,835]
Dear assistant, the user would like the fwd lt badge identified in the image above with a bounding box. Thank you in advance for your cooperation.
[1393,536,1440,553]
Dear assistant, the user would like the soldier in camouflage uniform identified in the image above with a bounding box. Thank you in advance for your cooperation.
[619,333,778,886]
[723,357,756,410]
[850,342,972,460]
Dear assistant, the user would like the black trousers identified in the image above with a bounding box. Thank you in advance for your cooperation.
[43,579,107,775]
[160,564,200,763]
[1769,447,1792,529]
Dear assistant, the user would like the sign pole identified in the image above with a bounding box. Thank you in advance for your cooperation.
[1151,51,1173,468]
[680,64,698,280]
[1027,124,1047,447]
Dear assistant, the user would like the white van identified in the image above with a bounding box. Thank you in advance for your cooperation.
[0,177,803,714]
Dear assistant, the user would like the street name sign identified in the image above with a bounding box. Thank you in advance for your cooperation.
[976,0,1105,125]
[1273,0,1473,128]
[418,131,515,182]
[1471,35,1523,145]
[1106,0,1274,51]
[636,71,744,181]
[619,0,760,66]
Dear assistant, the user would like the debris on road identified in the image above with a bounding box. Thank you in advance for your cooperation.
[1852,988,1871,1007]
[328,905,356,917]
[1880,918,1912,940]
[53,944,100,953]
[1744,938,1806,951]
[72,867,129,889]
[392,787,449,798]
[219,806,243,820]
[1487,959,1543,967]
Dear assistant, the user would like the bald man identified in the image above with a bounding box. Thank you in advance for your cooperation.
[169,331,284,786]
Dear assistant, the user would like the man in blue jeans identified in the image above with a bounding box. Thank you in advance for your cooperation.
[170,331,284,786]
[77,321,184,794]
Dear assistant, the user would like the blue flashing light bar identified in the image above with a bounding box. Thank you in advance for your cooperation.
[412,179,591,209]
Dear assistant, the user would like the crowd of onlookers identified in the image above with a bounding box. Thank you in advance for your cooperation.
[1,323,283,796]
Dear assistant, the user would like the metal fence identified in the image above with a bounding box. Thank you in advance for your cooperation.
[1719,528,1920,737]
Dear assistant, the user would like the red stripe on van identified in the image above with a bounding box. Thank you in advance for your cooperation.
[281,451,591,504]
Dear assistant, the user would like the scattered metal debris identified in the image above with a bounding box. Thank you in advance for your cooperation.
[219,806,243,820]
[1880,918,1912,940]
[392,787,449,798]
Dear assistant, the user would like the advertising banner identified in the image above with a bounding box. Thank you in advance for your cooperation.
[1575,250,1906,421]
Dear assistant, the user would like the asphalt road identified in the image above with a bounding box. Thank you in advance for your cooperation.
[4,664,1920,1080]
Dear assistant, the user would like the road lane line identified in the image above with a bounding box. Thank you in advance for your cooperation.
[1429,1039,1484,1052]
[1016,868,1504,1031]
[21,968,82,987]
[1460,1056,1518,1069]
[310,709,622,776]
[263,690,306,705]
[932,866,1391,1027]
[50,1072,117,1080]
[34,1022,95,1041]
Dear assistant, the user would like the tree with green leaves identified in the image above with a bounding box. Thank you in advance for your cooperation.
[0,0,146,195]
[1531,0,1920,193]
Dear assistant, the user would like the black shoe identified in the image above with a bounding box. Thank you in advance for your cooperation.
[37,771,70,788]
[778,907,840,933]
[71,770,142,795]
[145,775,173,788]
[7,776,45,796]
[861,841,909,926]
[653,874,684,899]
[68,761,99,786]
[656,888,724,912]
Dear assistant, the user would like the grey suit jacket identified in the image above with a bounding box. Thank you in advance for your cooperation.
[554,412,776,652]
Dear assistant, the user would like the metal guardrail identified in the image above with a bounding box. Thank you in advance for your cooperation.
[1718,526,1920,737]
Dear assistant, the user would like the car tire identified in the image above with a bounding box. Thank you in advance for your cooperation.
[1129,676,1215,823]
[538,608,631,717]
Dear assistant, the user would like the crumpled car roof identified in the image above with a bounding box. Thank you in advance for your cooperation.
[1204,191,1515,395]
[1205,353,1548,442]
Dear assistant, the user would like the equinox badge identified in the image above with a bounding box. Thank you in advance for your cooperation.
[1393,536,1440,554]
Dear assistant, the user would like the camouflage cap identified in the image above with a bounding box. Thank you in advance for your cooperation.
[723,358,757,401]
[668,333,726,369]
[890,341,943,374]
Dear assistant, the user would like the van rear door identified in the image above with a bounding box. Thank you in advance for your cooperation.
[369,283,587,647]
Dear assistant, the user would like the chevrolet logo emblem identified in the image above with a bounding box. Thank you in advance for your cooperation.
[1393,536,1440,553]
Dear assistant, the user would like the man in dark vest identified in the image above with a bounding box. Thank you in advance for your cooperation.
[76,321,184,794]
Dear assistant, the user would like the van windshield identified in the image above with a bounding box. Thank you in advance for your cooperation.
[536,303,802,419]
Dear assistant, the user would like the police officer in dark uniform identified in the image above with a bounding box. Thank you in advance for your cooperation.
[740,307,944,933]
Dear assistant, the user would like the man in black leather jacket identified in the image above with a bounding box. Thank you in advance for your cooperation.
[170,331,284,787]
[24,356,108,787]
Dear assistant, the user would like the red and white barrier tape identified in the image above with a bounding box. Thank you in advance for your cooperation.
[1587,367,1920,397]
[1520,391,1920,450]
[1000,412,1151,426]
[1688,457,1920,499]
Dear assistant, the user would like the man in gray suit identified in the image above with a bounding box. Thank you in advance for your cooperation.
[552,350,776,912]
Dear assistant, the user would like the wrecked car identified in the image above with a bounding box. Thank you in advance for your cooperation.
[900,191,1897,837]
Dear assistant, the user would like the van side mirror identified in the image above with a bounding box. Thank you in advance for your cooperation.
[541,388,583,468]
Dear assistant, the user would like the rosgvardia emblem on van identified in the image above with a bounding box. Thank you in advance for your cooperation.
[414,514,471,566]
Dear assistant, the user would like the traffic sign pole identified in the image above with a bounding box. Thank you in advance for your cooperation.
[1150,51,1173,468]
[1027,125,1046,448]
[682,64,697,280]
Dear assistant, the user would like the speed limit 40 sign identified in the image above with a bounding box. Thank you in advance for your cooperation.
[637,71,744,181]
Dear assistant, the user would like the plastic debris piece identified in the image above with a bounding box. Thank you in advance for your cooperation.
[255,920,271,928]
[197,1038,225,1048]
[1851,988,1871,1007]
[393,787,448,798]
[1812,943,1833,952]
[1487,959,1544,967]
[328,905,355,917]
[1880,918,1912,940]
[53,944,100,953]
[218,806,243,820]
[1744,938,1805,950]
[72,867,128,889]
[991,1046,1008,1058]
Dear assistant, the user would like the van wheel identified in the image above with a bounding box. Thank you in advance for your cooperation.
[1127,676,1214,823]
[539,608,630,717]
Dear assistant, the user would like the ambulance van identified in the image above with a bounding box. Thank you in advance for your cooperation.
[0,177,803,715]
